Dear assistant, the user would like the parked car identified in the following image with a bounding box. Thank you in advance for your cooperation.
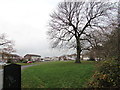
[0,61,7,65]
[27,61,32,63]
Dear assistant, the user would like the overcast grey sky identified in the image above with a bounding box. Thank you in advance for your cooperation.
[0,0,118,57]
[0,0,70,57]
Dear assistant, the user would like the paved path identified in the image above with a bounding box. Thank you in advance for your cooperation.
[21,64,39,70]
[0,69,3,90]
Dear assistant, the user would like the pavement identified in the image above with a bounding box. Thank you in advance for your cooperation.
[21,64,39,70]
[0,69,3,90]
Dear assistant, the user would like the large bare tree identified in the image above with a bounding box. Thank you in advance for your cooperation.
[48,0,116,63]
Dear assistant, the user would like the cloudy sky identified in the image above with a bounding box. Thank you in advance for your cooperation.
[0,0,118,57]
[0,0,71,57]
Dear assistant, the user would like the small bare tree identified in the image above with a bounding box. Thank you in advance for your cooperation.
[0,34,16,53]
[48,0,116,63]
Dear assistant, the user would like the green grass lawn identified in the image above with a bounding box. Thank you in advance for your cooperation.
[21,61,96,88]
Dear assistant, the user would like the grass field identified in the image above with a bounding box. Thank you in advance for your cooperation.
[21,61,96,88]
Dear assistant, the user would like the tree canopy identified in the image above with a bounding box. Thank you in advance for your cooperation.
[48,0,117,63]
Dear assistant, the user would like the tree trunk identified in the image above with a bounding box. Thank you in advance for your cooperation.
[75,37,81,63]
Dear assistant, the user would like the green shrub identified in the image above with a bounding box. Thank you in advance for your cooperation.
[22,60,28,63]
[7,59,14,63]
[88,60,120,88]
[88,57,95,61]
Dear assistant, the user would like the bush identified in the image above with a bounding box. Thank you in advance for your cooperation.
[88,60,120,88]
[7,59,14,63]
[22,60,28,63]
[88,58,95,61]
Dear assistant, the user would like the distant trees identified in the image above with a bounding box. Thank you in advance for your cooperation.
[87,19,119,60]
[103,29,118,59]
[48,0,116,63]
[0,34,15,53]
[117,1,120,61]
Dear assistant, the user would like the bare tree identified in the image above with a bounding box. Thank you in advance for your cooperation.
[0,34,16,53]
[48,0,116,63]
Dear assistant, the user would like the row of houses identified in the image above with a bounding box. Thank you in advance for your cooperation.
[43,54,91,61]
[0,52,41,63]
[43,54,77,61]
[0,51,92,63]
[43,54,96,61]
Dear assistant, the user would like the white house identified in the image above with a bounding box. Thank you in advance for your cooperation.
[43,57,52,61]
[59,54,77,61]
[24,54,41,62]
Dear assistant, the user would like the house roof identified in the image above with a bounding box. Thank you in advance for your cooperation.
[11,54,20,57]
[0,52,20,57]
[24,54,41,57]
